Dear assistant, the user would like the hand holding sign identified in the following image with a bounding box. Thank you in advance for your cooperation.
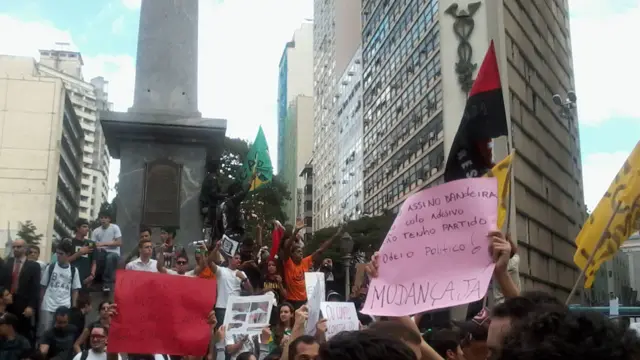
[362,178,498,316]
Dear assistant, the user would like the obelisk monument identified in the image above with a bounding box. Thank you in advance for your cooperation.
[101,0,226,255]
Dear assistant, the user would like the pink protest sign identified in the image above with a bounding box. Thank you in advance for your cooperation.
[362,178,498,316]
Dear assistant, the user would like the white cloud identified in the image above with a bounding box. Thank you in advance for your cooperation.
[121,0,141,10]
[0,0,312,199]
[582,151,630,211]
[111,15,125,34]
[571,1,640,125]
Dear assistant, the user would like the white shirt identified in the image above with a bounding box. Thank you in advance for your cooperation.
[72,350,122,360]
[40,263,82,312]
[91,224,123,255]
[215,266,245,308]
[222,333,255,360]
[125,258,158,272]
[166,269,195,276]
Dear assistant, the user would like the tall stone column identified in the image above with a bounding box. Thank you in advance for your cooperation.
[101,0,226,256]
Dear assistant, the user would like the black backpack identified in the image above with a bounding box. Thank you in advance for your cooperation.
[46,263,77,297]
[80,350,89,360]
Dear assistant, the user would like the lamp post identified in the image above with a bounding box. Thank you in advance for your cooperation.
[340,232,354,299]
[552,90,577,122]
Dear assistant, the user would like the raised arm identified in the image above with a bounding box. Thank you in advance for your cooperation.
[156,245,168,274]
[311,224,344,262]
[208,241,222,273]
[281,222,304,261]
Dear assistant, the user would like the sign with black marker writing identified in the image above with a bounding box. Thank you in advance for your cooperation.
[320,301,359,339]
[362,178,498,316]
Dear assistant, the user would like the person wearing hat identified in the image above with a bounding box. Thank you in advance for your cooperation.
[0,312,31,359]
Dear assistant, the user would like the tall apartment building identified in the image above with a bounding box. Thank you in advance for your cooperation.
[312,0,362,230]
[360,0,585,298]
[0,55,84,258]
[299,159,314,240]
[277,21,314,223]
[336,48,364,222]
[38,47,111,221]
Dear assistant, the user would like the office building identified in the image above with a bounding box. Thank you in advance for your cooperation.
[0,55,84,258]
[336,48,364,222]
[361,0,586,298]
[39,46,111,220]
[282,95,314,222]
[620,232,640,304]
[312,0,362,230]
[277,22,314,222]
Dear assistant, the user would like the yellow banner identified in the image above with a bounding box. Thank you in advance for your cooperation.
[574,141,640,288]
[483,153,513,230]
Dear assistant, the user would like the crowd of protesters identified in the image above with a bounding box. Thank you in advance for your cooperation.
[1,209,640,360]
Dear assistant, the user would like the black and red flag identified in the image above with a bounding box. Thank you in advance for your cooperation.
[444,41,508,182]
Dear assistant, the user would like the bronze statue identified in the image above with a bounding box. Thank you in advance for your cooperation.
[216,180,249,242]
[199,157,225,229]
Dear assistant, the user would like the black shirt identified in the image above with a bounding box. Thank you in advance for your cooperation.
[0,335,31,360]
[41,325,78,360]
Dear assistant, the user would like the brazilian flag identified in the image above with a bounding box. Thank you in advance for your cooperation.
[242,126,273,191]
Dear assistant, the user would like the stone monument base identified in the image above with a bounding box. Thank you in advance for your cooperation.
[101,110,226,256]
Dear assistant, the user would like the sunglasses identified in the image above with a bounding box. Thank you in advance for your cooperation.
[176,261,187,265]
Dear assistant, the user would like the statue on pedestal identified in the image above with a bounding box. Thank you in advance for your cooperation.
[199,157,224,231]
[216,180,250,242]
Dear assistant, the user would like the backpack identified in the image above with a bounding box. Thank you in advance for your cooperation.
[80,350,89,360]
[46,263,77,297]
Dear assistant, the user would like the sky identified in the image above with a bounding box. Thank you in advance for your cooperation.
[0,0,638,213]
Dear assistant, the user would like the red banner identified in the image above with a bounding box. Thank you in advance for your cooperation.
[108,270,217,356]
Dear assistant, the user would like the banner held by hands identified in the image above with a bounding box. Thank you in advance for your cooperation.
[362,178,498,316]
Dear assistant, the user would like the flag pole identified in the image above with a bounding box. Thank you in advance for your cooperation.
[565,201,623,305]
[250,153,258,190]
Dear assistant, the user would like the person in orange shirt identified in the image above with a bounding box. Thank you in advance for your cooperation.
[282,223,344,309]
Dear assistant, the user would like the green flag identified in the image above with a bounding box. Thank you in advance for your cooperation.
[242,126,273,191]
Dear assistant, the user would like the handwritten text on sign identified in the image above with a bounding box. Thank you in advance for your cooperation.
[362,178,498,316]
[108,270,216,356]
[320,302,359,339]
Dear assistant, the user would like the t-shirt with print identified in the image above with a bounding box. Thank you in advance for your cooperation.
[71,238,95,287]
[261,278,283,304]
[215,267,245,309]
[41,325,78,360]
[224,333,255,360]
[41,263,83,312]
[284,256,313,301]
[91,224,122,255]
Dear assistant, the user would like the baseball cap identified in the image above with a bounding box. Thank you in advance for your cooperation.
[452,307,490,341]
[0,312,18,327]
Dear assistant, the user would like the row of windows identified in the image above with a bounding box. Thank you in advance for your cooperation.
[363,0,438,78]
[365,142,445,214]
[365,113,443,194]
[363,0,410,53]
[364,23,440,116]
[364,54,442,154]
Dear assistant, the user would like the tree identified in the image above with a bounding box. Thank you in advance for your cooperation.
[219,136,292,244]
[16,220,44,245]
[305,211,396,264]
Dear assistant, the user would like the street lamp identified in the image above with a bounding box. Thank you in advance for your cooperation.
[340,232,354,298]
[552,90,577,122]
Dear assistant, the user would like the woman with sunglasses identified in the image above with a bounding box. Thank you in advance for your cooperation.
[73,301,113,354]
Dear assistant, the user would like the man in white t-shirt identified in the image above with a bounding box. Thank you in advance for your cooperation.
[91,211,122,292]
[39,240,82,338]
[209,242,252,324]
[73,325,122,360]
[125,239,157,272]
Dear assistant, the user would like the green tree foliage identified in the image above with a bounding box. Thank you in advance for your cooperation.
[16,220,43,245]
[220,137,292,245]
[305,212,396,263]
